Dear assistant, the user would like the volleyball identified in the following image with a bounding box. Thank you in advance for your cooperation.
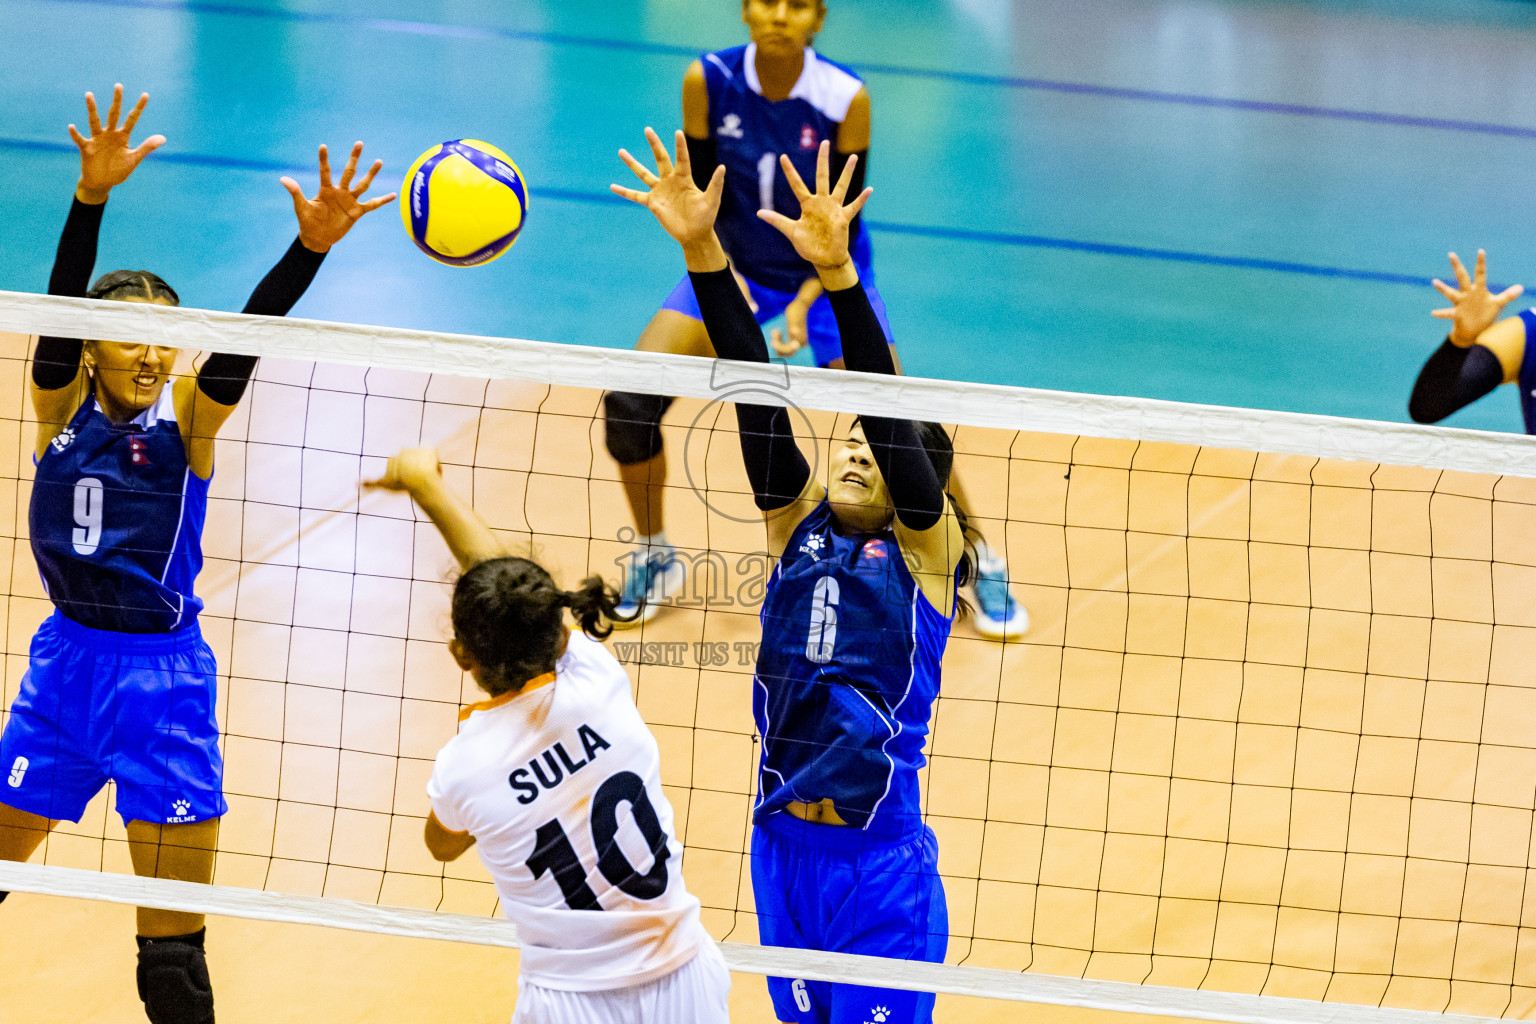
[400,139,528,267]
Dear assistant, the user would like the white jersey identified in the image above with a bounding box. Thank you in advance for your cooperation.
[427,631,710,992]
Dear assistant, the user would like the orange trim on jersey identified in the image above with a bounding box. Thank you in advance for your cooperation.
[427,810,469,837]
[457,670,557,721]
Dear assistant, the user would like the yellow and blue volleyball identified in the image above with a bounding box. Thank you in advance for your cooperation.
[400,139,529,267]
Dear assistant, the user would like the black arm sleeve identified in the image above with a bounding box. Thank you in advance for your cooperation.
[830,149,868,237]
[1408,337,1504,423]
[825,283,946,531]
[33,198,105,390]
[194,238,328,405]
[241,236,325,317]
[689,268,811,510]
[685,135,719,194]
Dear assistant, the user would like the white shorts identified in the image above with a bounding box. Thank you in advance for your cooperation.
[511,943,731,1024]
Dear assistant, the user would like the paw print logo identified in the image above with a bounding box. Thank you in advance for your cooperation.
[868,1008,890,1024]
[800,534,826,559]
[50,427,76,452]
[172,799,191,817]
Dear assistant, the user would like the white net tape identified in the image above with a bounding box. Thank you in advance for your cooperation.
[2,290,1533,478]
[0,862,1500,1023]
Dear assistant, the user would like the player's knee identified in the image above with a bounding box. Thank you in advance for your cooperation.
[136,929,214,1024]
[603,391,673,466]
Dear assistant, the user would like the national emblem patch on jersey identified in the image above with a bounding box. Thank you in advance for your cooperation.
[800,124,818,149]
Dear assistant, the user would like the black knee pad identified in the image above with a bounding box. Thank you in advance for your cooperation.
[603,391,673,466]
[137,930,214,1024]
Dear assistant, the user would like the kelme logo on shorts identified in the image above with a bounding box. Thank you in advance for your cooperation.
[7,756,27,788]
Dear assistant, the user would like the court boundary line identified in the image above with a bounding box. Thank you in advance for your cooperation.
[0,135,1442,286]
[26,0,1536,143]
[0,861,1503,1021]
[1,291,1534,478]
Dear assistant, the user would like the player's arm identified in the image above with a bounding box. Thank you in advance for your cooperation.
[611,128,822,554]
[423,811,476,862]
[760,143,963,598]
[1409,250,1526,423]
[366,447,527,570]
[33,86,166,457]
[176,142,395,478]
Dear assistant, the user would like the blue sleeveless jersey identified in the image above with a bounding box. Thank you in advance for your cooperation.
[753,501,953,842]
[1516,310,1536,433]
[30,388,209,633]
[702,44,873,293]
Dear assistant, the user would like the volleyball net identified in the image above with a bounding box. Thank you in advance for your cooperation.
[1,290,1535,1021]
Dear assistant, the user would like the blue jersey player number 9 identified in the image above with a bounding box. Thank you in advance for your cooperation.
[72,477,104,555]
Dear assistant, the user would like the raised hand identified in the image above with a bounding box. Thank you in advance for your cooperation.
[1432,250,1524,346]
[757,141,871,274]
[283,142,396,254]
[611,128,725,252]
[68,84,165,203]
[364,446,442,494]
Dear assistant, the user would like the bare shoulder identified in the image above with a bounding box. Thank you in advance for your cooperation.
[683,60,710,137]
[1477,314,1528,385]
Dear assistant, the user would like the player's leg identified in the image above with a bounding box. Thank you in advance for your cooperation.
[948,471,1029,639]
[604,276,713,626]
[824,828,948,1024]
[607,274,794,625]
[111,629,226,1024]
[0,612,107,898]
[752,822,833,1023]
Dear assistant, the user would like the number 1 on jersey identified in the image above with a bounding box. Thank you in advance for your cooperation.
[72,477,104,555]
[757,152,776,211]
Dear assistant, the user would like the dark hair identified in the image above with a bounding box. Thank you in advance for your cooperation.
[851,417,977,617]
[450,557,624,697]
[88,270,180,305]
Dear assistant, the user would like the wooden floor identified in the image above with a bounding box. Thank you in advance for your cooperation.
[2,332,1535,1020]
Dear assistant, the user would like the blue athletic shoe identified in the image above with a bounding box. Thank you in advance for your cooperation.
[611,547,686,628]
[970,556,1028,640]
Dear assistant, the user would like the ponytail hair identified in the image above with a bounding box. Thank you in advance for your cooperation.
[912,420,977,621]
[451,557,628,697]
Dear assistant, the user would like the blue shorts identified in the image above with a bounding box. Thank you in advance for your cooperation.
[660,269,896,368]
[0,611,225,825]
[752,814,948,1024]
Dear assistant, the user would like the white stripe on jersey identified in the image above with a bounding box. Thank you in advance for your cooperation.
[427,631,709,992]
[741,43,863,122]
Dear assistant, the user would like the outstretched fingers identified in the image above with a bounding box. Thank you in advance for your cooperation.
[129,135,166,162]
[777,153,811,202]
[815,139,830,195]
[609,183,650,205]
[317,144,333,188]
[105,84,123,132]
[756,208,796,237]
[1474,249,1488,288]
[357,192,397,213]
[338,142,363,190]
[122,92,150,135]
[352,158,383,197]
[618,148,659,188]
[843,185,873,219]
[643,127,673,176]
[280,176,307,211]
[1448,252,1472,291]
[85,92,103,136]
[672,129,691,179]
[832,150,858,201]
[67,123,88,150]
[1496,283,1526,306]
[1431,279,1461,303]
